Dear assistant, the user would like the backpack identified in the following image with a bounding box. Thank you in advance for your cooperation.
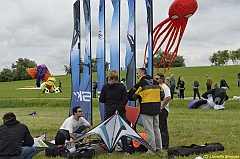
[45,146,70,158]
[55,129,70,145]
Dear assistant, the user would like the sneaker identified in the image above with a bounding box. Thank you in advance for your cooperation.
[124,152,130,156]
[145,150,155,155]
[108,153,113,156]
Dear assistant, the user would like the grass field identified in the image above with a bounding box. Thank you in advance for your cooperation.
[0,65,240,159]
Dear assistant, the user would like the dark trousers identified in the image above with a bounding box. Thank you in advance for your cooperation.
[159,108,169,149]
[193,89,201,99]
[179,89,184,99]
[92,89,96,98]
[207,86,211,90]
[105,113,129,153]
[170,85,175,99]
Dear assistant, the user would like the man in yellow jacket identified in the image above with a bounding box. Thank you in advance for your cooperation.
[128,68,162,153]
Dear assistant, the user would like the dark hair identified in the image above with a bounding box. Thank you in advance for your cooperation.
[72,106,81,115]
[156,72,165,79]
[138,68,147,75]
[2,112,16,121]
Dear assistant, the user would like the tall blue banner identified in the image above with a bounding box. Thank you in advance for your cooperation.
[145,0,153,76]
[110,0,120,73]
[70,0,81,116]
[125,0,136,107]
[96,0,106,121]
[78,0,92,124]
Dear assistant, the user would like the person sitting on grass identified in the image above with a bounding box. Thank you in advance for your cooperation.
[0,112,35,159]
[55,106,93,146]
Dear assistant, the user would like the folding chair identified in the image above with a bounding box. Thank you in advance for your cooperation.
[125,105,140,129]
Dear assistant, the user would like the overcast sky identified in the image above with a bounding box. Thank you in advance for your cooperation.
[0,0,240,75]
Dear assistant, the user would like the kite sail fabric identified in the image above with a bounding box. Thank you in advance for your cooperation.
[26,64,51,87]
[75,0,92,123]
[145,0,153,76]
[110,0,120,73]
[125,0,136,104]
[76,114,160,157]
[96,0,106,121]
[125,0,135,90]
[144,0,198,72]
[70,0,81,116]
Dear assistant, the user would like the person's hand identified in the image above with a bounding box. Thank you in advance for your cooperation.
[85,137,90,143]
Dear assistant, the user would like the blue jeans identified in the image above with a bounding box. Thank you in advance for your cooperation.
[0,146,36,159]
[73,125,87,139]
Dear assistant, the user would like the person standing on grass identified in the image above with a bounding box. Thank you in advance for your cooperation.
[155,73,171,150]
[128,68,162,153]
[220,76,230,92]
[193,77,201,99]
[99,70,130,155]
[170,74,175,99]
[0,112,36,159]
[205,74,213,90]
[178,77,185,99]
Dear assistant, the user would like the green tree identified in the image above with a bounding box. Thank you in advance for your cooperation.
[11,58,37,80]
[209,52,219,65]
[145,49,185,68]
[0,67,14,82]
[229,48,240,65]
[64,65,71,75]
[218,50,229,65]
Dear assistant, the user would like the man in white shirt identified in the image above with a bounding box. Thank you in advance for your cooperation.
[59,106,93,144]
[155,72,171,150]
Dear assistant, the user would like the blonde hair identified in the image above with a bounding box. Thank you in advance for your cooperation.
[108,70,119,84]
[165,77,171,88]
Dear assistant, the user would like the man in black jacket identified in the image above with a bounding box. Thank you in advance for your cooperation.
[0,112,35,159]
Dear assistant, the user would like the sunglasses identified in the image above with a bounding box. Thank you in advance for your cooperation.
[155,78,160,80]
[78,110,82,113]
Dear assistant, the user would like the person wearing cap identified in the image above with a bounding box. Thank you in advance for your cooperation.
[0,112,36,159]
[155,72,171,150]
[128,68,162,153]
[205,74,213,90]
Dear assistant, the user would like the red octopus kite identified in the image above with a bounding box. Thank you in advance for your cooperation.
[144,0,198,72]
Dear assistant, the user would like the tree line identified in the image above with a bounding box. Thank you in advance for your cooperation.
[209,48,240,65]
[1,48,239,82]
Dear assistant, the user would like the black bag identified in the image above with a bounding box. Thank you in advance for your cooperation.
[168,142,224,157]
[67,148,95,159]
[55,129,70,145]
[45,146,70,158]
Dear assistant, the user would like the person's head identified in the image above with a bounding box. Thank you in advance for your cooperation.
[137,68,147,79]
[222,76,225,79]
[108,70,119,84]
[195,77,198,81]
[180,77,184,81]
[170,74,174,78]
[165,77,171,88]
[206,74,209,78]
[72,106,83,117]
[2,112,16,121]
[155,72,165,84]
